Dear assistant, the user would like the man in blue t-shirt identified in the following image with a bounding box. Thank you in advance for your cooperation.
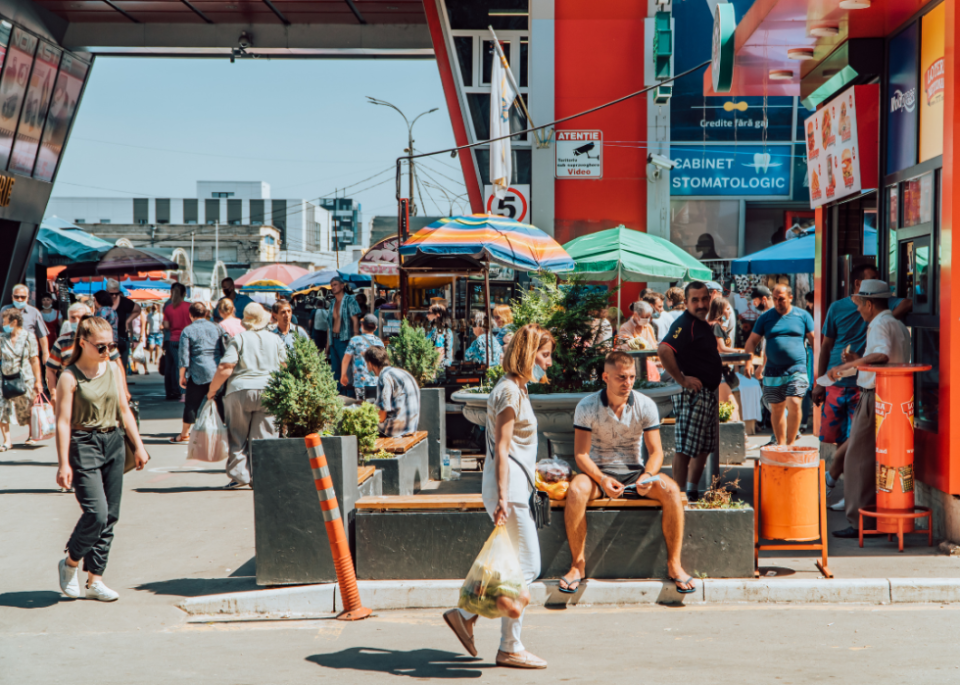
[745,285,814,447]
[812,264,911,502]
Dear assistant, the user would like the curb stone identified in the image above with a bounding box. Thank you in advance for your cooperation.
[179,577,960,617]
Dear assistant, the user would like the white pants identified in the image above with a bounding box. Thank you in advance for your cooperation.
[223,389,277,485]
[459,501,541,654]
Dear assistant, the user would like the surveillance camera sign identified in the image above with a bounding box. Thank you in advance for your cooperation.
[556,130,603,179]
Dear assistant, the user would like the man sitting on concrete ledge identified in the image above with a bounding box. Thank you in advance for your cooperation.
[560,351,695,595]
[363,346,420,438]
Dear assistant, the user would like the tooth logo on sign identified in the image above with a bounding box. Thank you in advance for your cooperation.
[875,395,892,438]
[742,152,783,174]
[901,397,915,431]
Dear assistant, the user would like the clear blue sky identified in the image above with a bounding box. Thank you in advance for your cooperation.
[51,57,467,218]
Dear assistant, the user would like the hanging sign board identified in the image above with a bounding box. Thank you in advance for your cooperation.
[919,3,945,163]
[555,130,603,179]
[804,85,863,209]
[712,4,736,93]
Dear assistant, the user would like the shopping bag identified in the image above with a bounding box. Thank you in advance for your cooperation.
[29,394,56,441]
[458,525,528,619]
[187,399,228,462]
[132,339,147,364]
[535,457,572,501]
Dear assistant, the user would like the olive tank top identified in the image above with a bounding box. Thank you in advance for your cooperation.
[66,361,121,430]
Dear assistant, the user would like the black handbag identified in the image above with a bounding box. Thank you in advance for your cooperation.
[2,340,28,399]
[509,454,551,529]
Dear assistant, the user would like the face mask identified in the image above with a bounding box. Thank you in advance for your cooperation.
[2,325,11,334]
[652,311,661,319]
[638,318,651,326]
[66,322,78,332]
[12,300,26,309]
[41,303,52,310]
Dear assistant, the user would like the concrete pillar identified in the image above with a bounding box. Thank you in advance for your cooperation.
[530,0,556,235]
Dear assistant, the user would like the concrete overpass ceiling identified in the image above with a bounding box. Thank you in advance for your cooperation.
[27,0,432,54]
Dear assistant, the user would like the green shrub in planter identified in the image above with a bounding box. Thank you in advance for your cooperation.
[388,319,440,387]
[262,334,343,438]
[339,401,379,458]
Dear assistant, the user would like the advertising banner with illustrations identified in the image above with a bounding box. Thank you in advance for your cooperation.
[803,86,862,209]
[920,3,945,163]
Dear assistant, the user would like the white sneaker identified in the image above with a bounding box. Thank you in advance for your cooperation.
[85,580,119,602]
[58,558,81,599]
[829,498,846,512]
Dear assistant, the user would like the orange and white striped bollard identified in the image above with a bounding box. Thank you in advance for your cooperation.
[305,433,372,621]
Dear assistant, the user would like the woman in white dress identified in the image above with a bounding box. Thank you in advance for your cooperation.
[443,323,555,669]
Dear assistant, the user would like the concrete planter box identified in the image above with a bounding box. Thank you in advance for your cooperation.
[417,388,446,481]
[367,439,429,496]
[658,421,746,465]
[453,383,680,460]
[356,506,754,580]
[251,435,359,586]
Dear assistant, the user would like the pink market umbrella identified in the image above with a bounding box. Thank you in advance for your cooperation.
[234,264,309,286]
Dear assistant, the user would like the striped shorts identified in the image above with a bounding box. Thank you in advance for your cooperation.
[762,375,810,405]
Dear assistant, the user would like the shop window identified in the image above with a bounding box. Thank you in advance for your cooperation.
[481,40,511,86]
[227,199,242,225]
[900,237,932,312]
[902,173,933,228]
[155,199,170,225]
[133,198,148,225]
[914,328,939,432]
[454,36,473,87]
[887,185,898,293]
[473,148,531,186]
[670,200,741,260]
[446,0,528,31]
[519,37,529,87]
[250,199,265,226]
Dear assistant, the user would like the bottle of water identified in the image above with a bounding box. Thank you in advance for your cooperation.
[441,451,452,481]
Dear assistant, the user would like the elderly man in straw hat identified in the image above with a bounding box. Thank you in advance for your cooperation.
[207,302,287,490]
[825,280,911,539]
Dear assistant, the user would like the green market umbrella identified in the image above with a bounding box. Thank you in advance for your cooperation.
[563,224,713,325]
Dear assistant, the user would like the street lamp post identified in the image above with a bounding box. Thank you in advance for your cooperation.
[367,97,438,217]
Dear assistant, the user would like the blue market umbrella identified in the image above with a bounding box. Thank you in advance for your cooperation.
[731,229,876,275]
[287,263,371,292]
[37,219,113,262]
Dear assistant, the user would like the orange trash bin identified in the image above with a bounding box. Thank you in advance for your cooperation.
[759,446,821,542]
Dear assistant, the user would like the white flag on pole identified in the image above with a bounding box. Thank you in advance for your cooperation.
[489,47,517,201]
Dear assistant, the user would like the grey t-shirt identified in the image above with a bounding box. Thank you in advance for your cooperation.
[573,389,661,473]
[220,329,287,396]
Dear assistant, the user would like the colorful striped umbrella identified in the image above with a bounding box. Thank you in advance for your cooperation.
[399,214,575,273]
[234,264,309,286]
[239,279,293,294]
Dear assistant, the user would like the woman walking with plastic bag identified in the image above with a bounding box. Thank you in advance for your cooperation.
[443,323,554,669]
[0,308,43,451]
[55,316,149,601]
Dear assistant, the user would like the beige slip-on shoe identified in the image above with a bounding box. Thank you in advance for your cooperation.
[496,650,547,669]
[442,609,477,657]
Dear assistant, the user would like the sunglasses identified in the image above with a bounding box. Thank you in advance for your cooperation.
[12,294,27,301]
[84,339,118,355]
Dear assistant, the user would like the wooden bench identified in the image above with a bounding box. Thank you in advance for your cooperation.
[357,465,376,486]
[356,492,686,512]
[374,431,428,454]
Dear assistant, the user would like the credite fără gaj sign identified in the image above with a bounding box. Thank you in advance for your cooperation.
[804,85,863,209]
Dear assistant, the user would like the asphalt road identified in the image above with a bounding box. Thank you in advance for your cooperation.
[4,603,960,684]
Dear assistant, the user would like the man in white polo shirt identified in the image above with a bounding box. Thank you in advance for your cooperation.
[558,351,693,595]
[825,280,911,539]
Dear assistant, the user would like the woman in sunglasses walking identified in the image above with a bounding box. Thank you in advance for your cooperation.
[54,316,149,601]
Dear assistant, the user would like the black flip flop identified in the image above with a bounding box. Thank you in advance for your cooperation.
[558,572,582,594]
[670,576,697,594]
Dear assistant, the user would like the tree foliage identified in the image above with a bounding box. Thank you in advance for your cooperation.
[262,334,343,438]
[388,319,440,387]
[510,272,617,390]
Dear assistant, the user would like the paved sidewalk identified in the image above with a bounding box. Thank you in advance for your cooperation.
[1,367,957,639]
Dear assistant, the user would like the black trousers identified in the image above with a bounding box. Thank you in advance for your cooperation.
[164,341,181,399]
[183,379,224,424]
[66,428,125,575]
